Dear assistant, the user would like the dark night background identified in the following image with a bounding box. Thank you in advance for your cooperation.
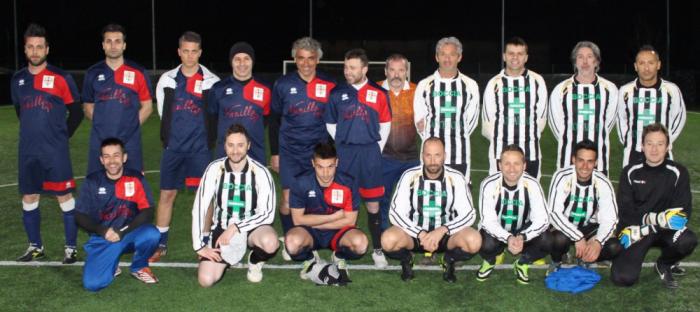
[2,0,699,107]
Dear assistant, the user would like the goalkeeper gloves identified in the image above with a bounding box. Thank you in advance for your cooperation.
[619,225,656,249]
[643,208,688,230]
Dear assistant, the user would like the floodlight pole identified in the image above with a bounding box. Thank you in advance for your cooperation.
[500,0,505,70]
[309,0,313,38]
[665,0,670,77]
[151,0,157,71]
[14,0,19,70]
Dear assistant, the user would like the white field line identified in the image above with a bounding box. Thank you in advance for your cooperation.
[1,260,699,270]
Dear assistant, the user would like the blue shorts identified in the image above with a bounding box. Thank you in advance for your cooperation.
[160,149,211,190]
[279,149,313,189]
[337,143,384,201]
[18,151,75,195]
[297,225,356,251]
[88,134,143,175]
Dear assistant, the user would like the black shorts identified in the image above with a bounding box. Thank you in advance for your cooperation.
[410,233,450,253]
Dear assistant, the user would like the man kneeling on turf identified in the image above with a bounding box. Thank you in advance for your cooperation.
[382,137,481,282]
[75,138,160,291]
[548,139,622,274]
[477,144,549,284]
[192,124,278,287]
[611,123,697,289]
[285,142,368,285]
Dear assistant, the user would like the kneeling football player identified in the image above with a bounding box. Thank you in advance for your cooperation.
[477,144,550,285]
[192,124,278,287]
[284,142,368,285]
[382,137,481,282]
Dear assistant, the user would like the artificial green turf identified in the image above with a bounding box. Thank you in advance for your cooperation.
[0,105,698,311]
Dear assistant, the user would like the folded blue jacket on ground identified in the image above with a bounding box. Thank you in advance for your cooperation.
[545,266,602,294]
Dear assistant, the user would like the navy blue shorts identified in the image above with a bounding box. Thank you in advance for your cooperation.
[296,225,356,251]
[279,149,313,189]
[160,149,210,190]
[18,151,75,195]
[337,143,384,201]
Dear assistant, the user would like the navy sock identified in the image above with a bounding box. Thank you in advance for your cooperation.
[22,209,42,247]
[368,212,382,249]
[334,246,364,260]
[159,230,170,247]
[289,246,314,262]
[280,213,293,234]
[62,211,78,248]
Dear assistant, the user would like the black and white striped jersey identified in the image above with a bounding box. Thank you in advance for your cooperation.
[617,78,686,166]
[549,75,618,175]
[191,156,276,251]
[389,165,475,238]
[414,70,480,181]
[478,172,549,243]
[548,167,618,244]
[482,69,548,172]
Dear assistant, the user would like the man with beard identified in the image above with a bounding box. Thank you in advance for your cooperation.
[192,125,278,286]
[11,23,83,263]
[549,41,618,176]
[382,137,481,282]
[83,24,153,174]
[325,48,392,267]
[75,138,160,291]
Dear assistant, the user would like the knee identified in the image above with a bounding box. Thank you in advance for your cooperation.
[676,230,698,255]
[198,272,219,288]
[551,231,571,250]
[350,234,368,254]
[381,230,400,251]
[462,230,482,253]
[259,233,279,254]
[604,238,623,258]
[142,225,161,243]
[479,231,500,253]
[610,268,639,287]
[284,233,305,255]
[83,276,110,292]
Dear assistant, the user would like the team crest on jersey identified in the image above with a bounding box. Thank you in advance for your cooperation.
[123,70,135,85]
[194,80,203,94]
[290,87,297,94]
[308,190,316,198]
[98,74,105,81]
[124,181,135,197]
[18,79,25,86]
[226,88,233,95]
[253,87,265,101]
[341,94,349,101]
[98,187,107,195]
[331,189,344,205]
[315,84,327,98]
[365,90,378,103]
[42,75,55,89]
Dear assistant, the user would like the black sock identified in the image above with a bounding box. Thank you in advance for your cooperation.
[368,212,382,250]
[384,248,411,262]
[445,248,473,263]
[250,246,277,264]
